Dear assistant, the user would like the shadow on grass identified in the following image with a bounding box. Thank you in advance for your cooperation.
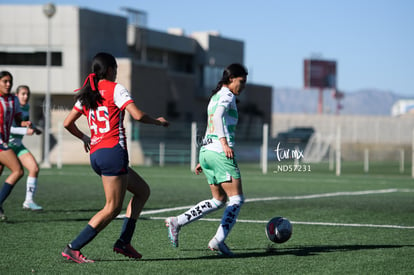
[58,244,413,263]
[136,244,412,262]
[1,209,157,224]
[42,209,102,213]
[1,209,99,224]
[3,218,91,224]
[244,244,410,257]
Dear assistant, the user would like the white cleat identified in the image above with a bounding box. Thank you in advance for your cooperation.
[165,217,180,247]
[208,237,234,257]
[23,201,43,211]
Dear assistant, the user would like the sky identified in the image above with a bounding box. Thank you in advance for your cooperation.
[6,0,414,97]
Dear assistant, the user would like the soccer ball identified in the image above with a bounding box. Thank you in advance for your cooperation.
[265,216,292,243]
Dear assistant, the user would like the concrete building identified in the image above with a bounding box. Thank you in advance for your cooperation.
[0,4,272,165]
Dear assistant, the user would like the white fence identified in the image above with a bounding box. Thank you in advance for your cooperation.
[272,113,414,145]
[21,111,414,170]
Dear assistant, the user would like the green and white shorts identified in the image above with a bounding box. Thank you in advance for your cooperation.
[199,148,241,185]
[9,142,30,157]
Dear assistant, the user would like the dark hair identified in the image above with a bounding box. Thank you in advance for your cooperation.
[211,63,248,96]
[16,85,31,95]
[0,71,13,82]
[75,52,117,110]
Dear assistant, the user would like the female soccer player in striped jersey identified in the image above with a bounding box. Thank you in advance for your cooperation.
[165,63,248,256]
[0,71,31,221]
[62,52,169,263]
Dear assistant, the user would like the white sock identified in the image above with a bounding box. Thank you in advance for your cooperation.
[177,198,224,226]
[214,194,244,243]
[25,176,37,203]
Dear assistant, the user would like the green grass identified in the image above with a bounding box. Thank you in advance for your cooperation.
[0,162,413,274]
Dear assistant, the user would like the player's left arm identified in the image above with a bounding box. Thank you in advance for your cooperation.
[115,84,169,127]
[213,105,233,159]
[125,102,169,127]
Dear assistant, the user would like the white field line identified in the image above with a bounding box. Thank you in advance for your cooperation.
[147,217,414,229]
[117,188,414,229]
[245,188,413,202]
[136,188,413,215]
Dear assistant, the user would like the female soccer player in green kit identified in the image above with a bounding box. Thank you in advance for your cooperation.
[166,63,248,256]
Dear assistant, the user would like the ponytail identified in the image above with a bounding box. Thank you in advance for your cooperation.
[74,52,117,110]
[211,80,226,96]
[74,73,102,110]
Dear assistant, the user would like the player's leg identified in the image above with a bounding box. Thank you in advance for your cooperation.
[178,184,226,226]
[0,148,24,186]
[125,167,150,219]
[63,146,129,263]
[0,148,24,220]
[112,167,149,259]
[18,150,42,210]
[120,168,150,242]
[89,174,128,231]
[71,174,127,243]
[208,177,244,256]
[208,153,244,256]
[165,150,226,247]
[63,174,128,263]
[213,177,244,241]
[86,144,129,231]
[165,185,226,248]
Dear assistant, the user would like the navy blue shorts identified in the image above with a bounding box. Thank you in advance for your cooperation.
[0,143,11,152]
[90,144,129,176]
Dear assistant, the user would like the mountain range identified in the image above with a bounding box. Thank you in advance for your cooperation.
[272,88,413,116]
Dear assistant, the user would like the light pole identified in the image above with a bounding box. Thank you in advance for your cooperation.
[42,3,56,168]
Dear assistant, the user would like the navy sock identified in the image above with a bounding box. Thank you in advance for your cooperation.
[69,224,98,250]
[0,182,14,206]
[119,218,137,244]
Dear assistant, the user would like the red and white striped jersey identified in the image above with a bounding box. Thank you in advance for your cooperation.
[0,94,21,145]
[74,80,133,154]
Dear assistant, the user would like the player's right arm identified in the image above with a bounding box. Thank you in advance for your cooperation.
[195,163,203,175]
[63,108,90,152]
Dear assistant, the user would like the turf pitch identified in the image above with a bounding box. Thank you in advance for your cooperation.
[0,162,413,274]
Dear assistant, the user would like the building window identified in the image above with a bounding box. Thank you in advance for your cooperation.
[168,52,194,73]
[146,48,164,65]
[204,65,224,89]
[0,52,62,66]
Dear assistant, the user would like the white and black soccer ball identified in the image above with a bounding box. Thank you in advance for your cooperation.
[265,216,292,243]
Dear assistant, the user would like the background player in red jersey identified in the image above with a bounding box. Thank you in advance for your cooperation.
[62,52,169,263]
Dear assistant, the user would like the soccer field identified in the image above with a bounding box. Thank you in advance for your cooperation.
[0,163,413,274]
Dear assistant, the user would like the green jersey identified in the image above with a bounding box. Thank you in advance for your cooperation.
[9,103,29,147]
[202,87,238,153]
